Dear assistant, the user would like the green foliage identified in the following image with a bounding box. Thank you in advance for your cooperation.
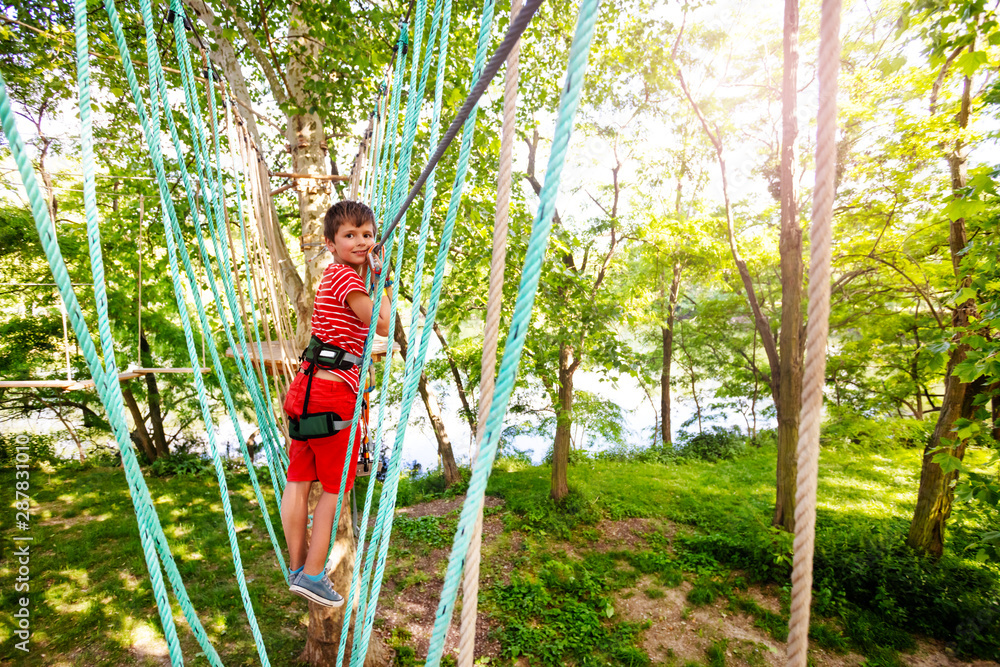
[686,579,719,606]
[676,426,748,462]
[813,527,1000,658]
[0,431,57,467]
[146,452,214,478]
[706,639,728,667]
[728,596,788,642]
[393,514,456,549]
[496,488,603,539]
[808,622,850,653]
[491,558,651,666]
[842,607,915,654]
[591,442,682,465]
[620,550,684,587]
[821,408,932,450]
[393,467,471,508]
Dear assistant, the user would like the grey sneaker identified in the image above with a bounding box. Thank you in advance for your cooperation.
[289,571,344,608]
[288,570,309,602]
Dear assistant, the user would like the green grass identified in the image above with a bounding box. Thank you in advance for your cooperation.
[2,441,998,664]
[0,464,303,665]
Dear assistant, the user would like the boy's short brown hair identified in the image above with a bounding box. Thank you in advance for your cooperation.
[324,200,376,241]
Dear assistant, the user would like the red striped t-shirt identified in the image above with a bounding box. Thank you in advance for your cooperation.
[309,263,369,393]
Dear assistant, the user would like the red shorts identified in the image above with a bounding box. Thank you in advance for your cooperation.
[283,372,363,494]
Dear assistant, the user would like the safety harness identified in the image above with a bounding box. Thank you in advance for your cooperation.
[288,335,363,440]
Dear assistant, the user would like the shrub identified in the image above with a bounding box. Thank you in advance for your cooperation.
[674,528,791,582]
[500,489,602,538]
[0,432,57,467]
[813,527,1000,658]
[592,442,681,465]
[677,426,747,462]
[491,558,651,666]
[147,452,213,477]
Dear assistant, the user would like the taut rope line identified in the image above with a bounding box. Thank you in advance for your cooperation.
[786,0,841,662]
[373,0,546,251]
[458,0,523,662]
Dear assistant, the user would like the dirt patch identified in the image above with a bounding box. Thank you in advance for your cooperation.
[375,495,512,662]
[394,495,504,519]
[39,511,112,529]
[592,517,666,550]
[617,578,866,667]
[905,639,1000,667]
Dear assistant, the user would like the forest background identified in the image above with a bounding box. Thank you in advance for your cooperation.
[0,0,999,622]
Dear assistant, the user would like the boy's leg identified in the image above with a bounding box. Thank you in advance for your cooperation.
[303,490,339,575]
[281,480,313,571]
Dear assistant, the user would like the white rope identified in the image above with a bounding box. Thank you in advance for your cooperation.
[348,115,374,201]
[786,0,841,663]
[457,0,522,662]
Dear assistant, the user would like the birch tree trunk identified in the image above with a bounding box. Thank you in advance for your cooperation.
[286,4,333,344]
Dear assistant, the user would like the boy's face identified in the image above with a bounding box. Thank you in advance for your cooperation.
[327,221,376,269]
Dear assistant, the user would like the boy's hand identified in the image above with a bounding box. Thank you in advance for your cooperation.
[367,246,384,276]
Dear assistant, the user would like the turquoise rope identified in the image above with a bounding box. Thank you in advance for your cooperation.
[166,7,289,500]
[351,0,496,661]
[182,36,286,473]
[423,0,602,662]
[224,90,289,483]
[167,2,284,473]
[334,7,437,658]
[203,69,286,475]
[323,22,413,582]
[342,0,452,660]
[133,0,273,661]
[372,25,410,226]
[166,44,289,577]
[68,6,186,665]
[1,57,226,667]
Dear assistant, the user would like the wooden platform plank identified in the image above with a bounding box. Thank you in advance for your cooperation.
[0,368,211,391]
[0,380,75,388]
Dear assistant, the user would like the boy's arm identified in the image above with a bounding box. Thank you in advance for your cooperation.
[345,287,391,338]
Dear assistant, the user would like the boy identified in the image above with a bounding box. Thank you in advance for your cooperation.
[281,200,391,607]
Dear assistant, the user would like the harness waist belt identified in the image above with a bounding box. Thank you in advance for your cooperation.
[288,412,352,440]
[302,335,363,372]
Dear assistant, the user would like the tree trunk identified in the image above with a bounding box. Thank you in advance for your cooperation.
[772,0,802,532]
[399,286,477,435]
[286,4,332,344]
[907,52,977,557]
[393,313,460,486]
[140,334,170,459]
[418,376,461,486]
[991,390,999,443]
[551,342,575,501]
[301,483,387,665]
[122,382,157,462]
[661,261,682,448]
[907,365,981,557]
[184,0,307,339]
[434,322,476,435]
